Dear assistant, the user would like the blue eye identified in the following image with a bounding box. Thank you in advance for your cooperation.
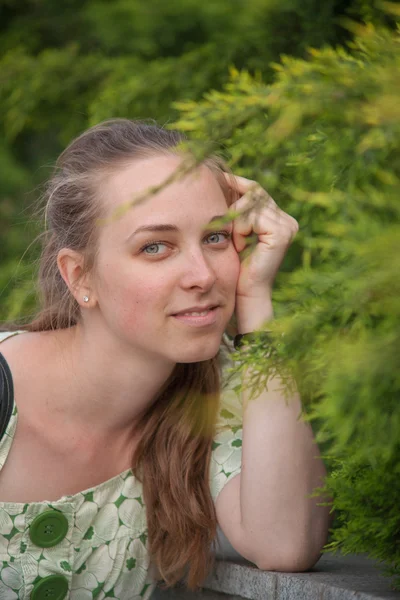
[141,242,168,255]
[139,231,231,257]
[205,231,231,244]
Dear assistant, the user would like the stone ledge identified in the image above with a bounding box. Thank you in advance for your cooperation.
[153,554,400,600]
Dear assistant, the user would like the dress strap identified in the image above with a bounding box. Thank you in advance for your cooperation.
[0,331,24,441]
[0,352,14,441]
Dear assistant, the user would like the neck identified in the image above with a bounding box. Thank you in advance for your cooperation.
[45,324,175,442]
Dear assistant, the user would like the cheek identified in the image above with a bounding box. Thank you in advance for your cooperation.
[117,277,162,315]
[108,281,164,336]
[96,262,161,325]
[117,289,151,329]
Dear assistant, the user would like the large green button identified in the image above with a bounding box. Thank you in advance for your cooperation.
[30,575,68,600]
[29,510,69,548]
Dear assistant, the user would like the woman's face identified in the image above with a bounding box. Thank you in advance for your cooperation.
[92,154,240,364]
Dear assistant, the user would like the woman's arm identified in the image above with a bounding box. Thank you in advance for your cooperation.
[215,175,332,571]
[215,295,331,571]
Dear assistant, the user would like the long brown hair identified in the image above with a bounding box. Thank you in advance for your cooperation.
[4,119,236,589]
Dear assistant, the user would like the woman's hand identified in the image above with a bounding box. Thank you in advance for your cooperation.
[224,174,299,299]
[223,174,299,332]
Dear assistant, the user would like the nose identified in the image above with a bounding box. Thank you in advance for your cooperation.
[179,248,217,291]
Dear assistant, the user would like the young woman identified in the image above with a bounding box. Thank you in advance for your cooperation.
[0,119,330,600]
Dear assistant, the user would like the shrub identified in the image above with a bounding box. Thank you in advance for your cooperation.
[171,23,400,586]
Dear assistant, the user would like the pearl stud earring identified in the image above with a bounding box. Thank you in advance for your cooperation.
[83,295,89,303]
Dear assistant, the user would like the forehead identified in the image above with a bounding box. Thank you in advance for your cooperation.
[102,154,228,227]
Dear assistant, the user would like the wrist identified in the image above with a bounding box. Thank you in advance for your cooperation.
[236,294,274,334]
[234,330,273,350]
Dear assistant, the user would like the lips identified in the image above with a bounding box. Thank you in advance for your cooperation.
[172,306,219,327]
[172,305,218,316]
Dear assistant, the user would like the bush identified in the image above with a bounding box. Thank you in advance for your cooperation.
[0,0,396,321]
[171,22,400,586]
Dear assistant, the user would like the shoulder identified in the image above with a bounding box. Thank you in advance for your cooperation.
[0,330,60,413]
[0,330,30,372]
[0,329,57,362]
[0,330,26,344]
[0,330,42,373]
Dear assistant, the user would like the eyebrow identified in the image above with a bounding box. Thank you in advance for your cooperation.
[126,215,230,242]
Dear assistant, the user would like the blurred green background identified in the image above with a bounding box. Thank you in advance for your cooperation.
[1,0,399,588]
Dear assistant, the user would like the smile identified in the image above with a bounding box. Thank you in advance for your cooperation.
[181,309,211,316]
[172,307,219,327]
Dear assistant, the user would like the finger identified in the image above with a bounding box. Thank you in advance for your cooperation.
[231,197,285,233]
[230,197,254,254]
[223,173,277,206]
[255,207,298,233]
[257,213,299,244]
[227,175,280,217]
[233,205,298,252]
[230,195,276,253]
[227,178,299,250]
[231,188,298,236]
[232,216,254,255]
[223,172,257,195]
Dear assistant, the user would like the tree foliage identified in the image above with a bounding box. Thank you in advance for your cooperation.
[1,0,386,321]
[1,0,395,319]
[171,23,400,585]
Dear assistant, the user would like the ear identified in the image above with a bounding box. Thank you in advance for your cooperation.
[57,248,96,308]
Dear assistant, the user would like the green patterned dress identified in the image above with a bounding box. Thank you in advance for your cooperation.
[0,331,243,600]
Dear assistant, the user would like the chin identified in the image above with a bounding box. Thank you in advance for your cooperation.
[175,338,222,364]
